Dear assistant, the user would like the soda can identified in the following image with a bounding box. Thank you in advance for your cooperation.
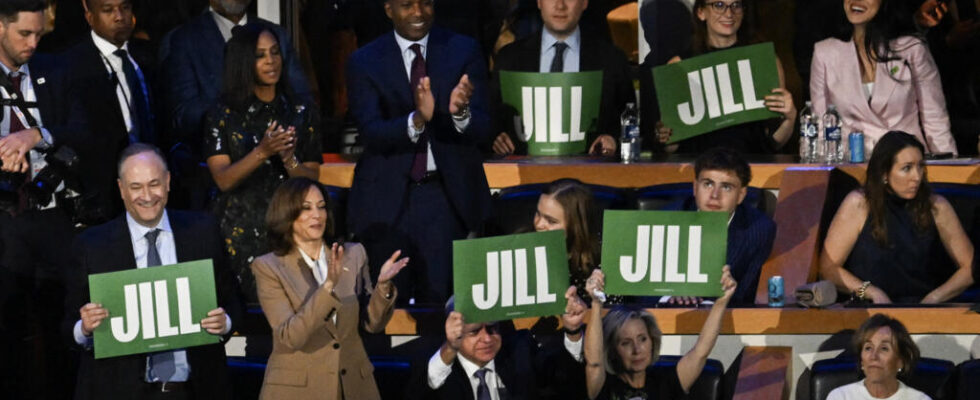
[849,131,865,163]
[768,276,784,307]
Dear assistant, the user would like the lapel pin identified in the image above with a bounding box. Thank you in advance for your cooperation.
[36,77,45,85]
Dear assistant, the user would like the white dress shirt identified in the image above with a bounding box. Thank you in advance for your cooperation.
[539,27,582,73]
[298,244,337,324]
[90,30,135,135]
[393,31,471,172]
[210,7,248,42]
[73,210,232,382]
[0,61,57,207]
[428,353,504,400]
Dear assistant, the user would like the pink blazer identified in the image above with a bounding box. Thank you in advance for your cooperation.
[810,36,956,155]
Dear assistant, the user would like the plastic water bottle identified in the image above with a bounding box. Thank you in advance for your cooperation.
[823,104,844,164]
[620,102,640,163]
[799,101,818,163]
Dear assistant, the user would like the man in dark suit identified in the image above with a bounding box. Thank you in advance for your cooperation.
[346,0,493,304]
[65,143,242,399]
[407,293,587,400]
[0,1,93,397]
[490,0,635,156]
[60,0,157,225]
[160,0,310,209]
[667,148,776,305]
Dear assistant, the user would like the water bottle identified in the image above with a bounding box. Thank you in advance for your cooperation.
[798,101,818,163]
[620,102,640,163]
[823,104,844,164]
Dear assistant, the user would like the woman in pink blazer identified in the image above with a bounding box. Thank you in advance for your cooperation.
[810,0,957,156]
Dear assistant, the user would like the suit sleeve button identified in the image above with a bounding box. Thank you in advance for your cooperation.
[340,369,346,375]
[333,343,340,349]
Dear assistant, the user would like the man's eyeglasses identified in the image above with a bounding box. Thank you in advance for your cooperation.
[708,1,743,14]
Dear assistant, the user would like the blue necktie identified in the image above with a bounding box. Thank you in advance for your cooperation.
[550,42,568,73]
[474,368,492,400]
[113,49,154,144]
[144,229,175,382]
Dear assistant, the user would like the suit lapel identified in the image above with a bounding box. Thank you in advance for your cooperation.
[869,58,901,115]
[102,216,138,273]
[283,250,340,339]
[198,12,227,96]
[580,34,601,72]
[82,37,128,129]
[841,40,887,127]
[425,28,451,110]
[520,32,543,72]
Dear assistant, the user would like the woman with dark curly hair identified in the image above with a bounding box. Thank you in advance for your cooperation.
[809,0,957,156]
[819,131,974,303]
[827,314,929,399]
[203,22,322,303]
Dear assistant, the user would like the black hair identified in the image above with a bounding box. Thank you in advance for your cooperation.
[0,0,46,23]
[838,0,921,66]
[117,142,168,178]
[691,0,760,55]
[220,22,294,112]
[694,147,752,187]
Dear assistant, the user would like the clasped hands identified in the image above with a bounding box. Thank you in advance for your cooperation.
[412,74,473,129]
[256,121,298,164]
[0,128,42,173]
[79,303,230,336]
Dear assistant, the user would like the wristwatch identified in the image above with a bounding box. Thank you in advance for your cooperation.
[451,105,470,121]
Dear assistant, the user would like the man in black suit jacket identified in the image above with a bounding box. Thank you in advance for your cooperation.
[346,0,492,304]
[667,148,776,305]
[60,0,158,225]
[65,144,243,399]
[0,2,94,397]
[407,294,588,400]
[491,0,635,156]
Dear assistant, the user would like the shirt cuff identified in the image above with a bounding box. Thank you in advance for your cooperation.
[564,331,584,362]
[221,314,233,336]
[73,319,94,349]
[35,127,53,149]
[452,115,470,133]
[426,348,453,389]
[408,112,424,142]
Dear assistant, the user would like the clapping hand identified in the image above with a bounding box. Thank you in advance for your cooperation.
[414,76,435,124]
[449,74,473,116]
[257,121,294,159]
[377,250,409,284]
[325,242,344,287]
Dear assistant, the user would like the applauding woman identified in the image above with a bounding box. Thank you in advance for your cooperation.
[204,23,322,303]
[252,178,408,399]
[583,266,737,399]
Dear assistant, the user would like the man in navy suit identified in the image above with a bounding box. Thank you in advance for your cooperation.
[65,143,242,399]
[346,0,493,304]
[160,0,310,209]
[668,147,776,305]
[490,0,635,156]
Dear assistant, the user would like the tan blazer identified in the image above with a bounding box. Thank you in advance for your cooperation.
[810,36,957,155]
[251,243,396,400]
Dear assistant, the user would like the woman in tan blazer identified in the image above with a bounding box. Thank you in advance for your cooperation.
[252,178,409,399]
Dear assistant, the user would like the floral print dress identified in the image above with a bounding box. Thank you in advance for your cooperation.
[203,94,322,304]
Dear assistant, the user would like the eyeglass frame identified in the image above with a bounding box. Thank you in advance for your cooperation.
[706,1,744,14]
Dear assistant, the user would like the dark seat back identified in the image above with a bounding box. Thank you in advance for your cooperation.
[810,356,956,400]
[956,358,980,400]
[652,355,724,400]
[323,185,350,240]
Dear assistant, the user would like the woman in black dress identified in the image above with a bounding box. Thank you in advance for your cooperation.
[819,131,973,303]
[204,23,321,303]
[582,266,736,399]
